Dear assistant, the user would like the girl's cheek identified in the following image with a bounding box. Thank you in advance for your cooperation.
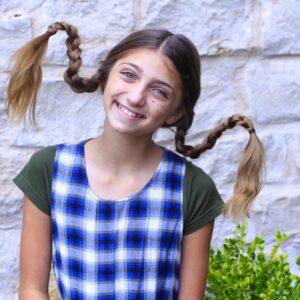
[113,83,127,93]
[156,105,164,114]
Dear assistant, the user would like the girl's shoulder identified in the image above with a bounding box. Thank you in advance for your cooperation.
[29,144,58,166]
[13,140,86,216]
[30,139,89,165]
[183,159,224,235]
[185,160,216,185]
[13,144,58,216]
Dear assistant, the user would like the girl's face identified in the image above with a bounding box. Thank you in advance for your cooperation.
[102,48,183,137]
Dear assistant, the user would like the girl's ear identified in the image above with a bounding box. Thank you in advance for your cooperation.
[165,106,184,126]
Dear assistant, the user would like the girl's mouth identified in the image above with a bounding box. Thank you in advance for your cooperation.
[115,101,144,119]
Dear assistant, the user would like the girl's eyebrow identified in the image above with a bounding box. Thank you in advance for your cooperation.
[120,62,175,94]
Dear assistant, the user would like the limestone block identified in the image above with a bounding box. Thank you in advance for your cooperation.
[288,133,300,173]
[0,75,21,145]
[0,145,34,218]
[0,225,21,300]
[191,131,248,184]
[0,101,23,146]
[31,0,135,67]
[252,188,300,276]
[198,130,288,184]
[211,214,237,248]
[11,79,105,147]
[0,0,44,13]
[0,73,8,100]
[0,274,18,300]
[261,133,287,183]
[259,189,300,235]
[0,16,32,71]
[138,0,253,55]
[190,58,241,134]
[245,59,300,124]
[0,226,21,274]
[262,0,300,55]
[0,192,22,220]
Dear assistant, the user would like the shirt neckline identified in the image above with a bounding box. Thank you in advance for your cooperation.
[80,139,167,202]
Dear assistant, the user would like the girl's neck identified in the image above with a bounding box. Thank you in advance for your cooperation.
[86,123,162,174]
[84,124,164,200]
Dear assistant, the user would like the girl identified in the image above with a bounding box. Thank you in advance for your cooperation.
[7,22,264,299]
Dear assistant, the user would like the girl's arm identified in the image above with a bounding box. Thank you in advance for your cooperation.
[178,221,214,300]
[19,196,52,300]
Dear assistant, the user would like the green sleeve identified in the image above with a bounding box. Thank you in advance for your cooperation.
[183,161,224,235]
[13,145,57,216]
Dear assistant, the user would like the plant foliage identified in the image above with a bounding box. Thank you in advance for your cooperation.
[205,221,300,299]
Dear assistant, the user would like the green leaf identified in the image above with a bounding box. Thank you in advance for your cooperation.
[205,222,299,298]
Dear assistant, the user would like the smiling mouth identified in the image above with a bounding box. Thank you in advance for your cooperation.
[116,102,145,119]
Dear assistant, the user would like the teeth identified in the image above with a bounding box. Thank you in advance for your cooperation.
[118,103,142,118]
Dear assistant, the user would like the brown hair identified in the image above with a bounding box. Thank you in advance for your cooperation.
[6,21,264,220]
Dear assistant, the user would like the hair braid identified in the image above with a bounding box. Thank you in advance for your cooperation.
[47,22,100,93]
[176,114,265,220]
[6,21,100,125]
[189,114,256,158]
[174,106,194,154]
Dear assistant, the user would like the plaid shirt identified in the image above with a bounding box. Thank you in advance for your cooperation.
[51,141,185,299]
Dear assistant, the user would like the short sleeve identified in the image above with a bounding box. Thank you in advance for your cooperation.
[13,145,57,216]
[183,161,224,235]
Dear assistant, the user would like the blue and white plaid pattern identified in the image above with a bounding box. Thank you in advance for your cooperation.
[51,141,186,299]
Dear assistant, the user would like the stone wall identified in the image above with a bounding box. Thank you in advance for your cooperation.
[1,0,299,298]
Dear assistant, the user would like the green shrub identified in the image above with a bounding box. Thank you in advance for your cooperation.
[205,221,300,299]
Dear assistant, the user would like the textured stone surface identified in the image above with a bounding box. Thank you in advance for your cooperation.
[289,133,300,172]
[0,16,32,71]
[190,58,239,134]
[1,0,300,298]
[192,132,248,184]
[0,274,18,300]
[0,73,8,100]
[0,224,21,300]
[12,79,105,147]
[245,59,300,124]
[0,144,33,218]
[0,0,44,13]
[1,1,135,68]
[0,226,21,274]
[138,0,253,55]
[36,0,135,67]
[261,133,287,183]
[262,0,300,55]
[0,100,22,146]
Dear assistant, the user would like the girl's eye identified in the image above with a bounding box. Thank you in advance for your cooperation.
[120,71,135,80]
[153,88,168,99]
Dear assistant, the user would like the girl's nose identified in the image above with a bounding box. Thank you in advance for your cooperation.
[127,85,146,106]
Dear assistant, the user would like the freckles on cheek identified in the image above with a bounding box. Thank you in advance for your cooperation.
[156,105,164,114]
[114,84,126,93]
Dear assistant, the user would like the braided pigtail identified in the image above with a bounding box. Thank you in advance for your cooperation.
[6,22,100,125]
[176,114,265,220]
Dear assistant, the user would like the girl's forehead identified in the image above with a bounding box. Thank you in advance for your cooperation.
[114,48,180,79]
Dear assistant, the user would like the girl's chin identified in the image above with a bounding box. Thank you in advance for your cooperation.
[106,121,155,137]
